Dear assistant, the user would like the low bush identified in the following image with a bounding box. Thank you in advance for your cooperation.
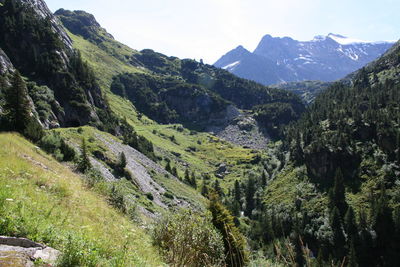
[152,210,225,267]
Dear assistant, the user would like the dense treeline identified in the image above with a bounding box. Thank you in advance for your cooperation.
[221,53,400,265]
[286,69,400,185]
[113,50,305,131]
[111,72,229,126]
[131,49,304,112]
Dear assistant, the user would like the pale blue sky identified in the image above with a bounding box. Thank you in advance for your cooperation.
[46,0,400,64]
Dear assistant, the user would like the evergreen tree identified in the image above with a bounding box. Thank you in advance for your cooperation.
[171,166,178,177]
[78,138,91,172]
[213,180,223,197]
[330,207,345,260]
[245,177,256,218]
[4,71,31,132]
[291,230,305,267]
[261,171,267,187]
[119,152,127,169]
[347,240,358,267]
[372,184,395,266]
[201,180,209,198]
[344,206,358,243]
[393,206,400,267]
[208,194,248,267]
[165,161,172,173]
[184,168,190,184]
[316,248,325,267]
[234,180,241,203]
[329,169,348,218]
[358,211,373,267]
[190,172,197,189]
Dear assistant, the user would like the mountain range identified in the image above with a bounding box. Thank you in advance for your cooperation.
[0,0,399,266]
[214,33,395,85]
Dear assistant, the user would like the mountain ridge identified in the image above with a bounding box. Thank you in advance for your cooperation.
[215,33,395,85]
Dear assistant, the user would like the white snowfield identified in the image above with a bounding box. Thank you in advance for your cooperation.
[327,33,394,45]
[222,60,240,70]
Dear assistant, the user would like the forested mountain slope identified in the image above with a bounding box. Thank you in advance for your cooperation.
[55,9,304,133]
[0,0,119,129]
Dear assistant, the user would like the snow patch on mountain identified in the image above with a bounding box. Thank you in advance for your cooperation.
[222,61,240,71]
[327,33,394,45]
[214,33,396,85]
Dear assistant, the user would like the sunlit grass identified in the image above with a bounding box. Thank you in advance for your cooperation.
[0,133,164,266]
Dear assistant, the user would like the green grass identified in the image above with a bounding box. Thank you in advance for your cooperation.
[263,165,327,214]
[54,126,206,211]
[0,133,165,266]
[68,30,262,193]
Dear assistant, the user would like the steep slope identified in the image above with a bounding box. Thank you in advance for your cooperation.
[251,39,400,266]
[0,0,115,128]
[271,80,333,104]
[56,9,305,138]
[55,126,205,215]
[0,133,164,266]
[51,10,267,195]
[215,33,395,85]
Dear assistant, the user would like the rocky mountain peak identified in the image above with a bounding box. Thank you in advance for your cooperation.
[215,33,396,85]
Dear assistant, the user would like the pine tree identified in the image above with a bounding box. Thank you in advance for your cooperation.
[165,161,172,173]
[344,206,358,243]
[213,180,223,197]
[329,169,348,218]
[330,207,345,260]
[291,230,305,267]
[261,171,267,187]
[372,184,395,266]
[245,177,256,218]
[190,172,197,189]
[208,194,248,267]
[347,240,359,267]
[184,168,190,183]
[201,180,209,198]
[357,211,373,267]
[119,152,127,169]
[234,180,241,203]
[171,166,178,177]
[78,138,92,172]
[4,71,31,132]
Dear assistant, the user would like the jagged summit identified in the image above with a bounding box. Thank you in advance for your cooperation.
[215,33,396,85]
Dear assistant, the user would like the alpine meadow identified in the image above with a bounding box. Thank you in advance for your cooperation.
[0,0,399,266]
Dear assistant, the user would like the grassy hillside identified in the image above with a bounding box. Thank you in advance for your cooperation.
[0,133,164,266]
[54,126,206,212]
[64,30,263,193]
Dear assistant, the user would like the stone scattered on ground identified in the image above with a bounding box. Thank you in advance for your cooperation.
[0,236,60,267]
[207,111,269,150]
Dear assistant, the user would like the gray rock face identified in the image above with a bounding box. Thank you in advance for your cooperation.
[214,33,395,85]
[18,0,73,52]
[0,48,13,74]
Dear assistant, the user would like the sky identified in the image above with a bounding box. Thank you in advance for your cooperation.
[46,0,400,64]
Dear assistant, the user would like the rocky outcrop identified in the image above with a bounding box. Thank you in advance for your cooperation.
[55,9,114,44]
[19,0,73,52]
[0,0,110,128]
[0,236,60,267]
[0,48,13,74]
